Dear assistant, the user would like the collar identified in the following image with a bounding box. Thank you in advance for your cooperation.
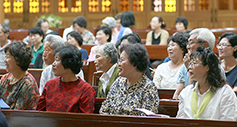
[193,82,212,96]
[99,63,117,82]
[126,74,147,93]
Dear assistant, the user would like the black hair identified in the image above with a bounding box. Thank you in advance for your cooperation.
[67,31,83,46]
[120,11,135,27]
[115,33,142,48]
[4,41,32,71]
[36,19,49,27]
[218,32,237,42]
[120,43,149,73]
[28,26,44,42]
[167,32,188,56]
[225,34,237,58]
[176,16,188,30]
[96,26,112,42]
[190,46,225,89]
[53,44,83,74]
[72,16,87,28]
[154,16,166,29]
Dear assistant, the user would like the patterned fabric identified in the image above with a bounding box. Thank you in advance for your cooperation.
[0,40,11,69]
[0,72,39,110]
[37,77,96,113]
[31,42,44,64]
[99,74,159,116]
[82,29,95,45]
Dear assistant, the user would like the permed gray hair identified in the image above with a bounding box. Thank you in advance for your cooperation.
[95,43,118,64]
[189,28,215,50]
[44,34,65,50]
[0,23,10,34]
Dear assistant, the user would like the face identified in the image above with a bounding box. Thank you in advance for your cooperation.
[41,22,49,34]
[43,41,54,65]
[67,35,79,47]
[0,26,9,43]
[94,51,110,71]
[74,23,83,33]
[96,30,109,45]
[29,33,43,45]
[116,19,122,31]
[175,22,186,32]
[4,51,19,72]
[217,38,235,59]
[167,41,183,59]
[150,17,161,30]
[118,51,136,77]
[52,53,67,76]
[188,57,209,81]
[187,33,201,54]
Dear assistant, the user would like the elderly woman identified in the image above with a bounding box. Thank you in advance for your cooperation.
[99,43,159,116]
[0,41,39,110]
[217,33,237,92]
[176,46,237,121]
[146,16,169,45]
[94,43,119,98]
[28,26,44,64]
[37,44,96,113]
[153,33,188,89]
[67,31,88,65]
[88,26,112,62]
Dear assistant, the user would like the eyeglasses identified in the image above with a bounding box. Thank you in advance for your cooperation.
[188,62,202,67]
[187,41,198,46]
[216,44,232,48]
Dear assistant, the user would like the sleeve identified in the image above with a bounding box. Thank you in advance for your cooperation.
[176,90,185,118]
[153,65,162,88]
[76,70,85,81]
[79,84,96,113]
[176,65,187,84]
[122,28,132,36]
[37,83,47,111]
[146,31,152,45]
[81,49,89,60]
[0,110,9,127]
[159,30,169,45]
[87,46,96,62]
[163,57,171,63]
[39,69,47,96]
[14,80,40,110]
[140,84,159,115]
[33,53,43,69]
[87,32,95,45]
[219,85,237,121]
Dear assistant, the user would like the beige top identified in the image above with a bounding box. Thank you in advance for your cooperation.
[146,29,169,45]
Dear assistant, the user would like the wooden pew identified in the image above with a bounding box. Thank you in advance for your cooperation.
[2,109,237,127]
[158,89,175,99]
[81,61,96,85]
[145,45,168,59]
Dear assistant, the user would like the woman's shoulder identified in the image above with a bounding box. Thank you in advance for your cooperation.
[80,48,88,53]
[161,29,169,34]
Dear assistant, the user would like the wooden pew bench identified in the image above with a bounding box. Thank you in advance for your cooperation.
[2,109,237,127]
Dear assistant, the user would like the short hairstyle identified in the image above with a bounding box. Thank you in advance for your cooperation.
[0,23,10,34]
[120,11,135,27]
[167,32,188,56]
[218,32,236,42]
[176,16,188,29]
[115,33,142,48]
[115,13,122,20]
[120,43,149,73]
[53,44,82,74]
[189,28,215,50]
[72,16,87,28]
[96,26,112,42]
[190,46,225,89]
[102,17,116,28]
[36,19,49,27]
[225,34,237,58]
[28,26,45,41]
[154,16,166,29]
[4,41,32,71]
[95,43,118,64]
[44,34,65,50]
[67,31,83,46]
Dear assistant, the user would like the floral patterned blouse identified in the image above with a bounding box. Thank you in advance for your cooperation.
[99,74,159,116]
[82,29,95,45]
[0,72,39,110]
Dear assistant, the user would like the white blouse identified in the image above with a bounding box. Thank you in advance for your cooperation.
[176,83,237,121]
[153,61,181,89]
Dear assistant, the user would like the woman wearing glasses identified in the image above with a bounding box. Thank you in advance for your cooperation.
[217,33,237,92]
[176,46,237,120]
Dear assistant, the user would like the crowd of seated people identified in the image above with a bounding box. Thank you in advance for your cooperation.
[1,12,237,125]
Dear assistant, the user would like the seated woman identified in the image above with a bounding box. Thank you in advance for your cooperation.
[88,26,112,62]
[146,16,169,45]
[28,26,44,64]
[94,43,119,98]
[99,43,159,116]
[153,33,188,89]
[0,41,39,110]
[174,16,190,34]
[37,44,96,113]
[217,33,237,92]
[67,31,89,65]
[176,46,237,121]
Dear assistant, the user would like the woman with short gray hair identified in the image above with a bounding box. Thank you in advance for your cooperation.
[94,43,119,98]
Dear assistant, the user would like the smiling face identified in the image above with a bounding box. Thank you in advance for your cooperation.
[96,30,109,45]
[41,22,49,34]
[217,38,234,59]
[187,33,201,54]
[43,41,55,65]
[4,51,19,73]
[94,50,111,72]
[118,51,136,78]
[29,33,43,45]
[167,40,184,60]
[0,26,9,43]
[52,53,67,77]
[67,34,79,48]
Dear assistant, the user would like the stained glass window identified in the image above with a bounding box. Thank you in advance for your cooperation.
[4,0,11,13]
[120,0,129,11]
[152,0,162,12]
[13,0,23,13]
[199,0,209,10]
[29,0,39,13]
[133,0,143,11]
[102,0,111,12]
[88,0,99,12]
[58,0,68,13]
[184,0,195,11]
[165,0,176,12]
[234,0,237,10]
[42,0,51,12]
